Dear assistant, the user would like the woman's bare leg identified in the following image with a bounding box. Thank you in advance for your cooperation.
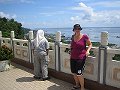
[73,73,80,87]
[77,75,85,90]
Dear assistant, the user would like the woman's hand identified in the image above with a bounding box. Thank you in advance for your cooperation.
[86,51,90,57]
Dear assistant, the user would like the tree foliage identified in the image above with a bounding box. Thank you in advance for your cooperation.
[0,17,24,39]
[0,45,13,61]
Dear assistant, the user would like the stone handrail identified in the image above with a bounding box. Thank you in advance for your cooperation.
[0,31,120,88]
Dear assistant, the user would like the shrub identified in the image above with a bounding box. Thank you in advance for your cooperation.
[0,45,13,61]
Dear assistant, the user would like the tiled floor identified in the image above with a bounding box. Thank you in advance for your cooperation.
[0,63,82,90]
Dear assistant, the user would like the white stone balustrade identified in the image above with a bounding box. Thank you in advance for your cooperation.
[84,47,99,81]
[0,30,120,88]
[13,39,29,62]
[48,42,55,69]
[60,43,71,73]
[60,44,99,81]
[106,48,120,88]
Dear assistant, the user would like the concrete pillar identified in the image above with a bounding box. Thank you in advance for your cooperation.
[11,31,15,57]
[101,31,108,46]
[56,31,61,42]
[28,31,33,63]
[29,31,33,40]
[55,31,61,71]
[98,31,108,84]
[0,31,2,47]
[11,31,15,39]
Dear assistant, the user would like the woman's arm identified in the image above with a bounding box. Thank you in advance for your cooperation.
[86,39,92,56]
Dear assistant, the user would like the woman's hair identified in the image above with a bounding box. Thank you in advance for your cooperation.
[73,24,82,31]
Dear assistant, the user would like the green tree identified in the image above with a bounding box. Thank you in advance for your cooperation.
[0,17,24,39]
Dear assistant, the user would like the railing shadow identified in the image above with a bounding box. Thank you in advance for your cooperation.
[47,77,72,90]
[16,77,35,82]
[11,61,34,74]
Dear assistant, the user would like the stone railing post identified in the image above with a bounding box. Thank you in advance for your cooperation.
[98,31,108,84]
[0,31,2,47]
[11,31,15,56]
[55,31,61,71]
[28,31,33,63]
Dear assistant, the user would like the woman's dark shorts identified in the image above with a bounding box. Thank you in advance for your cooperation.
[70,59,85,75]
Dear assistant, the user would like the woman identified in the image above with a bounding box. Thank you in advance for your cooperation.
[32,30,50,81]
[70,24,92,90]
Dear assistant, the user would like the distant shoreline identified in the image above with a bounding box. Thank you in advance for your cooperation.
[44,33,120,49]
[37,27,120,30]
[25,30,120,49]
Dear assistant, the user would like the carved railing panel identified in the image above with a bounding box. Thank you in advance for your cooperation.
[106,48,120,88]
[13,39,29,62]
[60,44,71,74]
[48,43,55,69]
[82,47,99,81]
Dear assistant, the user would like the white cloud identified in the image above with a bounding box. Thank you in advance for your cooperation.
[95,10,120,24]
[71,2,94,20]
[70,16,81,23]
[11,14,17,18]
[0,12,10,18]
[0,12,17,19]
[70,2,120,27]
[21,21,50,28]
[90,1,120,8]
[0,0,34,4]
[20,0,34,4]
[0,0,12,3]
[39,11,65,16]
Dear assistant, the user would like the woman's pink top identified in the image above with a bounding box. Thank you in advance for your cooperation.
[70,34,89,60]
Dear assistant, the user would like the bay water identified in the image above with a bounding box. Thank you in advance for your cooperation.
[42,27,120,46]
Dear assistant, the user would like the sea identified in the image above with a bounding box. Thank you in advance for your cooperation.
[41,27,120,46]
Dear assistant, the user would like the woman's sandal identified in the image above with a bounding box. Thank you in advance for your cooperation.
[72,85,80,89]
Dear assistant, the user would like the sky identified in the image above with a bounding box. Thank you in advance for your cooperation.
[0,0,120,29]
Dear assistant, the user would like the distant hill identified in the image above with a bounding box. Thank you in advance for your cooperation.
[0,17,31,39]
